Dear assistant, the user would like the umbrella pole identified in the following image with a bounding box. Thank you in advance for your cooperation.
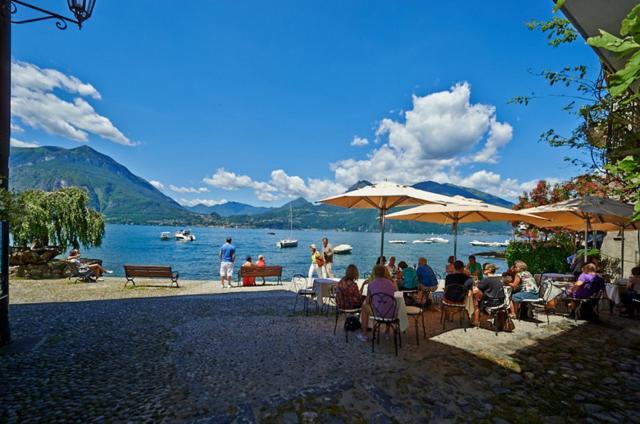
[584,216,589,263]
[379,208,385,260]
[621,226,625,278]
[453,221,458,260]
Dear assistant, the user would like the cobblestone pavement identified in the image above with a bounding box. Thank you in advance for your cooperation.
[2,279,640,423]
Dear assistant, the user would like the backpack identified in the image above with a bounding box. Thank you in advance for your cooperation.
[493,309,515,332]
[344,316,361,331]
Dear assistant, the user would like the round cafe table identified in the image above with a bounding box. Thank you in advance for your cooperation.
[606,278,628,306]
[312,278,339,307]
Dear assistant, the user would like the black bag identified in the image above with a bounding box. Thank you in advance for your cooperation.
[493,309,514,332]
[578,300,599,322]
[344,316,361,331]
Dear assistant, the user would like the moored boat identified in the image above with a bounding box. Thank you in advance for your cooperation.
[428,237,449,243]
[333,244,352,254]
[412,239,433,244]
[175,229,196,241]
[389,240,407,244]
[277,239,298,248]
[160,232,170,240]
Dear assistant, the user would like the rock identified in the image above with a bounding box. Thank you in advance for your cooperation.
[573,394,585,402]
[302,411,318,423]
[602,377,617,385]
[509,374,523,384]
[282,412,299,424]
[582,403,603,414]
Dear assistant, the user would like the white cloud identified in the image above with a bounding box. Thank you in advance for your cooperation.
[149,180,165,190]
[10,137,38,148]
[178,198,228,207]
[201,82,557,202]
[351,136,369,147]
[11,61,136,146]
[10,121,24,133]
[169,185,209,193]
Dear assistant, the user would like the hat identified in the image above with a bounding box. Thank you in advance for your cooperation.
[309,244,316,249]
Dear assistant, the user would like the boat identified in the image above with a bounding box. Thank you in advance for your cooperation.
[428,237,449,243]
[412,239,433,244]
[470,239,510,248]
[175,229,196,241]
[277,205,298,248]
[333,244,353,254]
[389,240,407,244]
[160,232,171,240]
[267,232,276,235]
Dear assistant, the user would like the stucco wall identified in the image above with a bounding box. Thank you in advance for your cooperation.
[600,230,640,277]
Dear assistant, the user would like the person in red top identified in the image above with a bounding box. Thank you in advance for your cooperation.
[336,264,364,310]
[241,256,256,286]
[256,255,266,267]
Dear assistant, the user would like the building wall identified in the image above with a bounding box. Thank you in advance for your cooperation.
[600,230,640,277]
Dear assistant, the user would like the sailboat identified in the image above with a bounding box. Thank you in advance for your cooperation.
[277,204,298,248]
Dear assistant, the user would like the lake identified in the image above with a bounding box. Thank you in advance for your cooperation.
[83,224,510,280]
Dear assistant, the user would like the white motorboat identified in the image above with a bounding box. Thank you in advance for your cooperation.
[277,239,299,248]
[333,244,352,254]
[277,205,298,248]
[175,229,196,241]
[428,237,449,243]
[412,239,433,244]
[470,239,510,248]
[389,240,407,244]
[160,232,171,241]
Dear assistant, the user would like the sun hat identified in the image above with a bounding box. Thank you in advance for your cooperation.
[309,244,316,249]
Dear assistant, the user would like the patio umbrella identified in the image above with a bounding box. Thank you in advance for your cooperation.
[318,182,471,258]
[385,202,548,259]
[521,196,636,262]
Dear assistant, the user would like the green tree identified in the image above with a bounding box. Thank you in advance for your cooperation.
[10,187,105,250]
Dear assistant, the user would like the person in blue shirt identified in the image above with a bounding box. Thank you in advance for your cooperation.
[416,257,438,289]
[219,237,236,288]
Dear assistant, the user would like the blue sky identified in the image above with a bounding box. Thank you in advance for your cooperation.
[11,1,600,206]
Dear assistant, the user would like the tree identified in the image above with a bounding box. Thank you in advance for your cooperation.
[10,187,105,251]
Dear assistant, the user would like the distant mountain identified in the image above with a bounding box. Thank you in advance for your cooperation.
[224,196,510,234]
[411,181,513,207]
[10,146,217,225]
[187,201,270,217]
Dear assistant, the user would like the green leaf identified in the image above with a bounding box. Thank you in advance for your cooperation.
[588,30,640,55]
[621,4,640,36]
[552,0,566,13]
[609,50,640,96]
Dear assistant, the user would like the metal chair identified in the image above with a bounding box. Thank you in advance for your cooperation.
[405,288,428,345]
[486,286,513,335]
[440,289,469,332]
[369,292,401,356]
[291,273,318,316]
[333,286,362,343]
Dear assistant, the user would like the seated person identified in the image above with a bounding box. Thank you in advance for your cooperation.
[371,256,393,281]
[68,248,110,279]
[387,256,397,278]
[476,263,506,309]
[397,261,417,291]
[444,260,473,303]
[336,264,365,310]
[509,260,539,317]
[467,255,483,281]
[445,255,456,275]
[358,265,396,342]
[623,266,640,317]
[256,255,266,267]
[241,256,256,286]
[416,257,438,290]
[566,262,604,299]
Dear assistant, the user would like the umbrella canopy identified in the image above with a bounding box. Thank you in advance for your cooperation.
[521,196,636,264]
[318,181,473,258]
[522,196,635,228]
[385,203,547,259]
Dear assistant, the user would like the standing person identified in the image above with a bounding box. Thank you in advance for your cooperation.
[308,244,324,285]
[241,256,255,286]
[467,255,483,281]
[322,237,334,278]
[219,237,236,289]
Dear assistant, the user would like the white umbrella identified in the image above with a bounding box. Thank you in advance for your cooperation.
[385,203,547,259]
[522,196,636,262]
[318,182,472,258]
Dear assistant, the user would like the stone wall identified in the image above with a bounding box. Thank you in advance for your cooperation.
[9,258,103,280]
[600,230,640,278]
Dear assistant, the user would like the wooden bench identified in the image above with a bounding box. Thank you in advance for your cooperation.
[237,266,283,286]
[123,265,179,288]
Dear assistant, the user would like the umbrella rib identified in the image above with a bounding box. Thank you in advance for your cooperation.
[362,197,379,210]
[387,196,409,210]
[475,211,491,222]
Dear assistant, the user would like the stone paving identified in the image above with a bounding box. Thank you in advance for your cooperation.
[1,278,640,423]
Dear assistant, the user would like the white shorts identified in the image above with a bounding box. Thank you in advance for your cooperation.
[220,261,234,278]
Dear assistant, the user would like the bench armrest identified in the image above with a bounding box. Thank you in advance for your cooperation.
[172,271,179,280]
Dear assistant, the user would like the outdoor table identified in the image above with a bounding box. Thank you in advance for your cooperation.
[313,278,339,307]
[606,278,628,306]
[548,280,573,300]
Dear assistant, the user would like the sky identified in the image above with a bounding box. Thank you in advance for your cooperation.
[10,1,601,207]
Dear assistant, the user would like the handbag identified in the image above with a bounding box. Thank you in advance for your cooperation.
[344,316,361,331]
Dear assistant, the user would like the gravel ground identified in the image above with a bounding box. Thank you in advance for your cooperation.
[2,278,640,423]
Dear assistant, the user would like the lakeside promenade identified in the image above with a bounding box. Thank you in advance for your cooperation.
[2,277,640,422]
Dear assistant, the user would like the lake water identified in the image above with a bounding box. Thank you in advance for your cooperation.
[83,224,510,280]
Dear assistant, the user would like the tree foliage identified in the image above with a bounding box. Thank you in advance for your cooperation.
[505,239,573,275]
[9,187,105,250]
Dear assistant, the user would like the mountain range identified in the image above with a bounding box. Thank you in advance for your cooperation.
[9,145,513,233]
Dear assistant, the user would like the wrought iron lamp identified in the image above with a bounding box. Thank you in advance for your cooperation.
[11,0,96,29]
